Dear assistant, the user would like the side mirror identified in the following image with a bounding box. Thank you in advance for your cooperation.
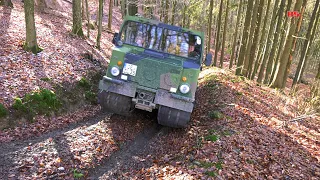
[112,32,119,45]
[204,53,212,66]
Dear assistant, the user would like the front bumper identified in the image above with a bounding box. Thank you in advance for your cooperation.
[98,76,194,112]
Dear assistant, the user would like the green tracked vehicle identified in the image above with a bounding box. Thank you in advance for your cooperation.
[98,16,212,128]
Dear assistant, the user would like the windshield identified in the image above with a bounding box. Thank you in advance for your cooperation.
[120,21,202,59]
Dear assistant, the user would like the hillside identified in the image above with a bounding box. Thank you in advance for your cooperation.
[0,1,319,179]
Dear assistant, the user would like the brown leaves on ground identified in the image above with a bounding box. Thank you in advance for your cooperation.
[127,68,319,179]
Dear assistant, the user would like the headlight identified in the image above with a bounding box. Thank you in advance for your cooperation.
[179,84,190,94]
[110,66,120,76]
[117,41,123,46]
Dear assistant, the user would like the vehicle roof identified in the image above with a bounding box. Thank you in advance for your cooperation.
[123,16,204,38]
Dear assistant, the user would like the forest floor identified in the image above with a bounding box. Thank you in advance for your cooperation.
[0,1,319,179]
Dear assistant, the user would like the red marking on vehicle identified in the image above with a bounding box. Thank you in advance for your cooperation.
[287,11,300,17]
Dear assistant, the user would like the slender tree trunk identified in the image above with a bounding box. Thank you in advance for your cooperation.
[270,0,292,82]
[96,0,104,49]
[23,0,41,54]
[0,0,13,8]
[121,0,127,17]
[235,0,254,75]
[108,0,113,30]
[264,0,286,84]
[270,0,304,88]
[182,2,187,27]
[283,0,307,87]
[82,0,86,20]
[85,0,90,38]
[229,0,242,69]
[163,0,169,23]
[207,0,214,54]
[220,0,229,68]
[251,0,271,80]
[37,0,47,12]
[312,61,320,97]
[128,0,137,16]
[72,0,84,37]
[292,0,320,88]
[247,0,264,78]
[213,0,224,67]
[257,0,280,83]
[242,0,259,76]
[171,0,176,25]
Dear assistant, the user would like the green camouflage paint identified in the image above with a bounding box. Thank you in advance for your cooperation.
[99,16,205,111]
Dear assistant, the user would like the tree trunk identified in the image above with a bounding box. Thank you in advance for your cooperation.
[257,0,280,83]
[108,0,113,30]
[37,0,47,12]
[72,0,84,37]
[207,0,214,54]
[182,2,187,27]
[251,0,271,80]
[85,0,90,38]
[163,0,169,23]
[213,0,224,67]
[82,0,86,20]
[121,0,127,17]
[0,0,13,8]
[283,0,307,87]
[263,0,286,84]
[292,0,320,88]
[219,0,229,68]
[270,0,304,88]
[229,0,242,69]
[23,0,41,54]
[96,0,104,49]
[128,0,137,16]
[247,0,264,78]
[171,0,176,25]
[242,0,260,76]
[270,0,292,82]
[235,0,254,75]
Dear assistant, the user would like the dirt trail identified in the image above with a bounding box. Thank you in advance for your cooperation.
[0,108,168,179]
[0,112,112,178]
[87,123,169,179]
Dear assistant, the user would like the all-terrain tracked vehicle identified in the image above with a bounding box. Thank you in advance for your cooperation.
[98,16,212,128]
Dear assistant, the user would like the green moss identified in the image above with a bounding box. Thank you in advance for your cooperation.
[85,91,97,104]
[78,77,91,89]
[208,111,224,119]
[23,42,43,54]
[205,171,216,177]
[199,161,215,168]
[204,134,219,142]
[40,77,51,82]
[13,89,61,121]
[0,104,8,118]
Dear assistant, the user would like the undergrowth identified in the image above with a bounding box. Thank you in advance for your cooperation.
[13,89,61,121]
[0,103,8,118]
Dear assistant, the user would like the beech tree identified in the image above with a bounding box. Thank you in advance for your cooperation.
[207,0,214,54]
[229,0,242,69]
[292,0,320,88]
[108,0,113,30]
[270,0,304,88]
[72,0,84,37]
[213,0,223,67]
[236,0,254,75]
[23,0,41,54]
[220,0,229,68]
[96,0,104,49]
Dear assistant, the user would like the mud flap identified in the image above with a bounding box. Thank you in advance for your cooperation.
[98,91,133,116]
[157,105,191,128]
